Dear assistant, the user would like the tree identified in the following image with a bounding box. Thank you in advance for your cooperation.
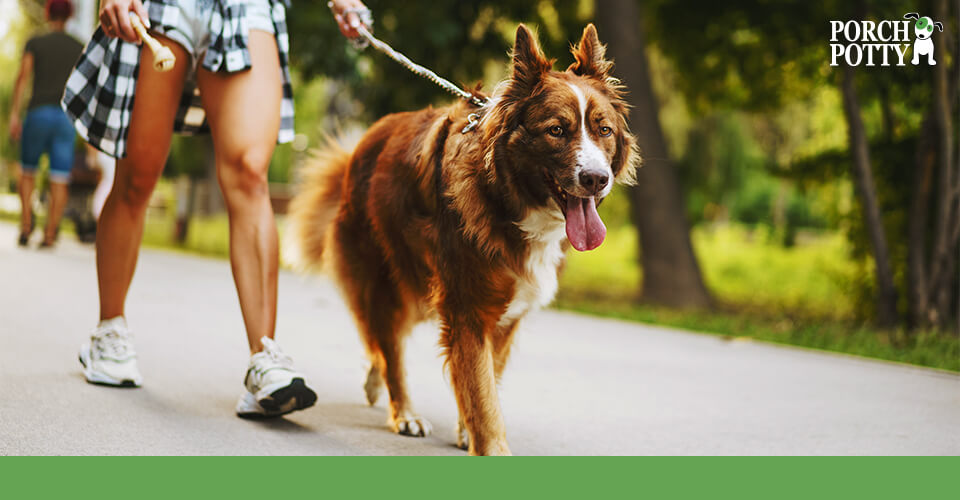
[908,0,959,330]
[645,0,957,329]
[840,46,899,327]
[595,0,711,308]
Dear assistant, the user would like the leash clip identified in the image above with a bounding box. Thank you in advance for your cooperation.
[462,113,480,133]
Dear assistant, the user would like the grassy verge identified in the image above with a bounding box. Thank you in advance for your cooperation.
[142,211,232,258]
[560,223,861,321]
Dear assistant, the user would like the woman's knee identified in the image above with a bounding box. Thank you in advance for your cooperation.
[219,146,272,201]
[116,144,166,207]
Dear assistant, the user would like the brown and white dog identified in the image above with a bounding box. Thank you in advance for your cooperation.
[286,24,638,455]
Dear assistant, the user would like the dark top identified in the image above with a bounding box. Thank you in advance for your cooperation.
[25,31,83,110]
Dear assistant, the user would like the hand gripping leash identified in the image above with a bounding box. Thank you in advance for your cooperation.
[327,3,490,112]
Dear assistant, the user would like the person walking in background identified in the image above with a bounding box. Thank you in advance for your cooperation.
[62,0,370,418]
[8,0,83,247]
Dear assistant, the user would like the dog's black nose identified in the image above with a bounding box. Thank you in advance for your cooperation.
[579,169,610,195]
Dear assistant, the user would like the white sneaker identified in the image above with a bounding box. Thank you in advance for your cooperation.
[78,317,143,387]
[236,336,317,418]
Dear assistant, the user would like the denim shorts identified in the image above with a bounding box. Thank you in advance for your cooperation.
[162,0,277,68]
[21,104,76,183]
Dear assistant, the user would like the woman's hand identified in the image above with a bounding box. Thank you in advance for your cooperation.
[328,0,371,39]
[8,114,21,142]
[99,0,150,43]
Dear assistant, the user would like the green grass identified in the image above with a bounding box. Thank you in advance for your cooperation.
[696,226,860,319]
[559,223,859,320]
[142,211,233,258]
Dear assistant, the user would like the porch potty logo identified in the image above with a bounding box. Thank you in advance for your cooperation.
[830,12,944,66]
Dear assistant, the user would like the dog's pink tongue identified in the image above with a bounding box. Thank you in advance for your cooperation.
[565,196,606,251]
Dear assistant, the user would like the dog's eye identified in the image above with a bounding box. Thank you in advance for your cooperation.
[548,126,564,137]
[599,126,613,137]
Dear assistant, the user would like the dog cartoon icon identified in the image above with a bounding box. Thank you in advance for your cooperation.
[904,12,944,65]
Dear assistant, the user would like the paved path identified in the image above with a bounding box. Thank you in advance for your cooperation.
[0,222,958,455]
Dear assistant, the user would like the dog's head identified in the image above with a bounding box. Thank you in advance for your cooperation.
[485,24,638,251]
[905,13,943,40]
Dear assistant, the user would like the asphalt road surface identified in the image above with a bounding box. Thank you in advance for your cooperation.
[1,222,958,455]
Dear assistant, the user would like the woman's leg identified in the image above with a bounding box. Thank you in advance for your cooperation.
[196,31,282,354]
[42,182,68,244]
[18,110,42,239]
[97,35,190,320]
[17,173,35,237]
[42,111,83,245]
[197,31,316,418]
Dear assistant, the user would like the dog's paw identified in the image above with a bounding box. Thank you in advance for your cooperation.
[456,418,469,450]
[391,413,433,437]
[363,364,383,406]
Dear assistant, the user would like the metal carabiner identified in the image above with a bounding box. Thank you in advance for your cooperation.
[462,113,481,134]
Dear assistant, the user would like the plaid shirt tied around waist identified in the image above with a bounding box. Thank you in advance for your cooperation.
[61,0,295,158]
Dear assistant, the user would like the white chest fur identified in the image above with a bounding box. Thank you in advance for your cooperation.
[499,208,567,327]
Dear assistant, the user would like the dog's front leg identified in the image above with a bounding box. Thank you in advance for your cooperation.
[444,325,511,456]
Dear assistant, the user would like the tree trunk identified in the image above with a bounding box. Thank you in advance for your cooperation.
[840,64,899,328]
[907,113,935,329]
[595,0,711,308]
[906,0,959,331]
[924,0,958,329]
[878,83,894,142]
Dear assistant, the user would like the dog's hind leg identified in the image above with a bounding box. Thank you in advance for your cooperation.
[352,283,431,437]
[492,321,520,381]
[373,313,432,437]
[363,359,384,406]
[330,216,432,437]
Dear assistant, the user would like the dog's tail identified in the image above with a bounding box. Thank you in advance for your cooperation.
[282,137,352,273]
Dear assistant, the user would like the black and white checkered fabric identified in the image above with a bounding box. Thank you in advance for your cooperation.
[61,0,295,158]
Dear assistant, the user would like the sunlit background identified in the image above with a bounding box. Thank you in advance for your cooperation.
[1,0,957,370]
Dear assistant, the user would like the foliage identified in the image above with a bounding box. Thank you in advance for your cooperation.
[646,0,829,112]
[0,2,42,164]
[644,0,958,327]
[288,0,593,119]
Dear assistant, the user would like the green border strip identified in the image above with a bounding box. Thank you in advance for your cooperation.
[3,457,958,498]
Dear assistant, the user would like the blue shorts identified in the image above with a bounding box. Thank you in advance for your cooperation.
[21,104,76,183]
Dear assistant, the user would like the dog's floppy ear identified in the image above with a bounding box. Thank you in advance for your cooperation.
[508,24,552,95]
[934,21,943,32]
[903,12,919,20]
[568,24,612,80]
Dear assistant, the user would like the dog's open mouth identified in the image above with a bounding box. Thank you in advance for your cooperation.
[548,175,607,252]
